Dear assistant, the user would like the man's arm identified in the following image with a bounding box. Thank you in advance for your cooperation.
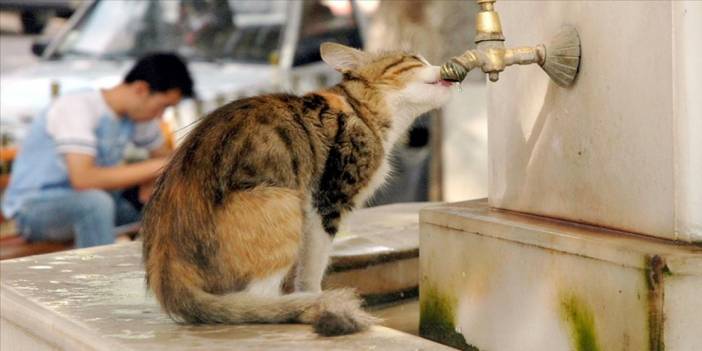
[64,153,167,191]
[136,141,174,202]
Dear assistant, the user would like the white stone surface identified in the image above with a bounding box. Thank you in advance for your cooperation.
[419,200,702,351]
[672,1,702,243]
[370,299,420,336]
[664,275,702,350]
[487,0,702,241]
[0,203,448,351]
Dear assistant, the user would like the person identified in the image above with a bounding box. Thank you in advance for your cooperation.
[1,53,194,248]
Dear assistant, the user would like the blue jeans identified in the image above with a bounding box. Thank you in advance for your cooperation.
[15,189,141,248]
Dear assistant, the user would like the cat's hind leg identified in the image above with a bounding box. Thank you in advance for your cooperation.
[246,268,289,297]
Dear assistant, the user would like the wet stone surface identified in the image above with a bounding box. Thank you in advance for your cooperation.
[1,203,452,350]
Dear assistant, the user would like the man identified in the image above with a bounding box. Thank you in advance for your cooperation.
[1,53,194,248]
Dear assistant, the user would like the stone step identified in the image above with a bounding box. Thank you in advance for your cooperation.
[419,199,702,351]
[0,203,443,350]
[371,298,420,336]
[326,202,425,301]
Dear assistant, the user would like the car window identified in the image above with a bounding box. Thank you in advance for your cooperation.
[293,0,362,67]
[55,0,287,63]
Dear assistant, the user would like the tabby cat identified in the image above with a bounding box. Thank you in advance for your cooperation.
[141,42,453,336]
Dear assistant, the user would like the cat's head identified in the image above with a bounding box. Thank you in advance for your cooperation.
[320,42,453,118]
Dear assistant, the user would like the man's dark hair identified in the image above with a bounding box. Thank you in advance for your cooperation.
[124,53,194,97]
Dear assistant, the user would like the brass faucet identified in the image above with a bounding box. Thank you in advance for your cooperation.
[441,0,581,87]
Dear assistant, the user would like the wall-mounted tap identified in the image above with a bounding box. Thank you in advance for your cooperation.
[440,0,581,87]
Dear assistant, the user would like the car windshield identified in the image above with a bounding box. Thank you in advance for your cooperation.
[54,0,288,63]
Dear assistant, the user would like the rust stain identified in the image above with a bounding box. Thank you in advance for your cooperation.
[646,255,666,351]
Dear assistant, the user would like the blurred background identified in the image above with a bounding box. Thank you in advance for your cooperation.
[0,0,488,210]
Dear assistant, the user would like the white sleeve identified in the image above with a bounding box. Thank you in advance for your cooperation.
[45,96,99,156]
[132,120,165,151]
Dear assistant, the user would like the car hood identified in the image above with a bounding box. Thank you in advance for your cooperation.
[0,58,276,136]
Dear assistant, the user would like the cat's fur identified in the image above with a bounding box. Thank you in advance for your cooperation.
[141,43,453,336]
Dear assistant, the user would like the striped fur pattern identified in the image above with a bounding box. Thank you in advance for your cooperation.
[141,43,453,336]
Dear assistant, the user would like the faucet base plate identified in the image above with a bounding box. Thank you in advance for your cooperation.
[541,25,581,87]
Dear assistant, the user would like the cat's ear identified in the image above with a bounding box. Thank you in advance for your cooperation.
[320,42,367,73]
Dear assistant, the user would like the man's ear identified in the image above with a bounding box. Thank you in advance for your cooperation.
[131,80,151,96]
[320,42,368,73]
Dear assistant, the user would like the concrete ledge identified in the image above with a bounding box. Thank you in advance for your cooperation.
[0,244,451,350]
[1,280,449,350]
[421,199,702,273]
[419,199,702,351]
[0,203,445,350]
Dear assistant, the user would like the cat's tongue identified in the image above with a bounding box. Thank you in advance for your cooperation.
[429,79,454,87]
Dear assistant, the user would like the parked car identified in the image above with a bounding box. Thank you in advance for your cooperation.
[0,0,364,146]
[0,0,77,34]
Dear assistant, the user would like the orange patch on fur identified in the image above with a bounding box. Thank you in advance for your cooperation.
[215,187,303,280]
[317,91,352,113]
[147,247,205,306]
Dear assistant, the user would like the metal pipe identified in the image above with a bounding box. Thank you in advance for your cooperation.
[441,0,580,87]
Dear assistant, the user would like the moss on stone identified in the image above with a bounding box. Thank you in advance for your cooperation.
[561,294,601,351]
[419,285,478,351]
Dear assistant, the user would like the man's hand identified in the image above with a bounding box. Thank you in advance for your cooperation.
[64,153,168,191]
[138,180,156,204]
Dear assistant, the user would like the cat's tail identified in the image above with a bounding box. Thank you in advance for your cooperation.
[166,284,379,336]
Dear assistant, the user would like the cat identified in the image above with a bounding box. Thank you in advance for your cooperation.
[141,42,453,336]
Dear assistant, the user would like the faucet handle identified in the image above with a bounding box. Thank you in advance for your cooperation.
[476,0,496,10]
[475,0,504,43]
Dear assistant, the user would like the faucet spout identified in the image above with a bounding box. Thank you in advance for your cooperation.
[440,0,580,87]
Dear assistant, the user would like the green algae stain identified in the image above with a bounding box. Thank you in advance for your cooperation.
[561,295,601,351]
[419,285,478,351]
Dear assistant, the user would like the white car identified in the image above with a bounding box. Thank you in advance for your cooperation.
[0,0,365,146]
